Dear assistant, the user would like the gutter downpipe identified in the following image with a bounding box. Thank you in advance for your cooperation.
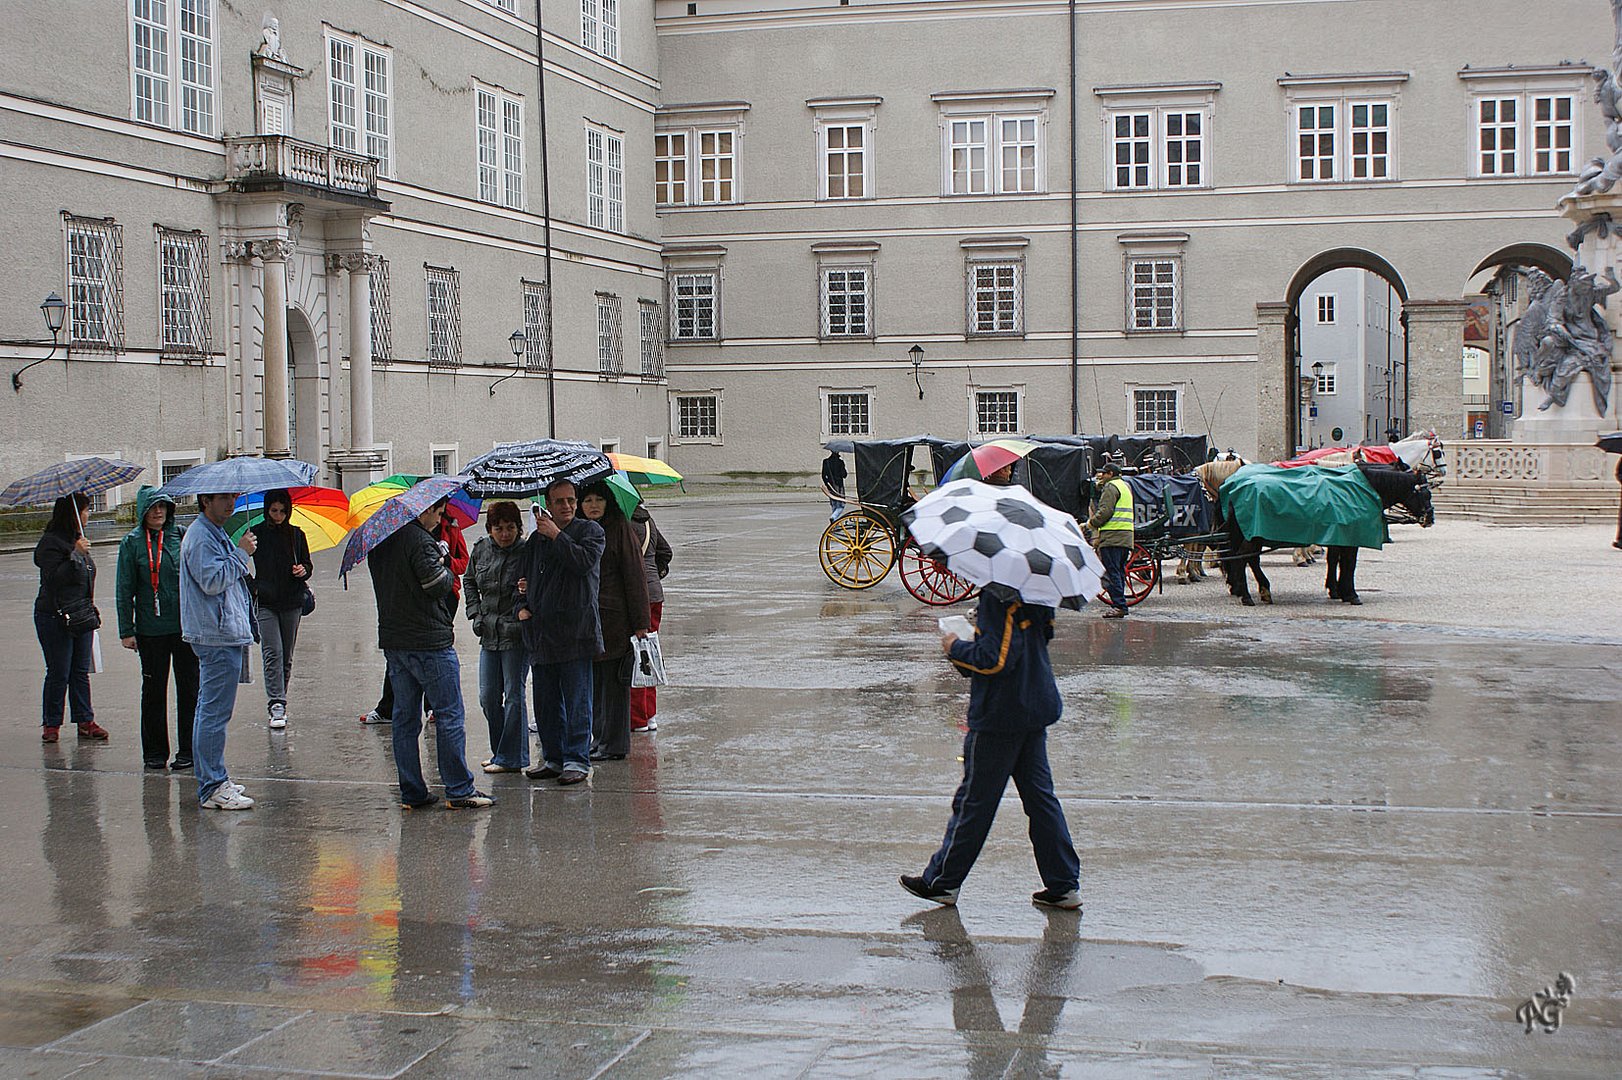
[536,0,557,437]
[1068,0,1079,434]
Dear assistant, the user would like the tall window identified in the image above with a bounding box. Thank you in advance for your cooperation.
[370,256,393,363]
[1317,294,1337,324]
[822,123,867,199]
[639,300,664,379]
[1473,92,1576,177]
[967,262,1022,336]
[1127,257,1180,332]
[1133,388,1180,434]
[476,85,524,208]
[597,293,623,377]
[1296,104,1337,181]
[1348,102,1389,180]
[670,272,717,341]
[328,32,392,174]
[945,115,1040,195]
[158,228,209,356]
[825,392,871,437]
[1532,95,1575,174]
[64,215,124,351]
[674,394,719,440]
[974,390,1021,436]
[1477,96,1519,175]
[131,0,215,135]
[582,0,619,61]
[587,126,625,232]
[425,266,461,368]
[821,266,871,338]
[1293,98,1393,182]
[655,132,688,205]
[1108,108,1205,190]
[521,279,550,370]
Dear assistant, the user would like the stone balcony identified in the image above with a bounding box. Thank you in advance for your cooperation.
[223,136,387,209]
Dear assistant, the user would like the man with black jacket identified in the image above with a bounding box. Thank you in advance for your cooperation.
[368,495,493,810]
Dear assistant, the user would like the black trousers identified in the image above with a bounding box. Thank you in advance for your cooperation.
[138,633,197,764]
[591,658,632,758]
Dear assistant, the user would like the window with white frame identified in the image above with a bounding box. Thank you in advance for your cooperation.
[158,227,209,356]
[430,446,458,475]
[654,132,688,205]
[587,125,625,232]
[131,0,216,136]
[1108,108,1207,190]
[820,265,872,338]
[425,265,461,368]
[639,299,664,379]
[158,450,204,486]
[1532,94,1576,174]
[521,278,550,370]
[327,30,392,174]
[974,389,1021,435]
[655,128,738,206]
[476,84,524,208]
[1127,256,1180,332]
[1317,294,1337,323]
[825,391,871,437]
[1296,103,1338,180]
[1132,388,1180,434]
[821,122,868,199]
[1282,78,1401,184]
[486,0,517,10]
[674,393,720,441]
[582,0,619,61]
[944,115,1041,195]
[1347,101,1390,179]
[1314,362,1338,395]
[597,293,623,377]
[967,261,1022,336]
[370,256,393,363]
[669,271,718,341]
[64,214,124,352]
[1471,89,1577,177]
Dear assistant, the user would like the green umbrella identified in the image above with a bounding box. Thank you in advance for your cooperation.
[606,472,642,516]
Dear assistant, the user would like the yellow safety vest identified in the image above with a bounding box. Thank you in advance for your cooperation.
[1099,477,1134,531]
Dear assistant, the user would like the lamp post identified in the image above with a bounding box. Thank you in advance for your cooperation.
[909,344,924,399]
[1310,361,1324,446]
[12,293,68,392]
[487,329,528,396]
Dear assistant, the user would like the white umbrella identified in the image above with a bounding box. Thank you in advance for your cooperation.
[902,480,1104,610]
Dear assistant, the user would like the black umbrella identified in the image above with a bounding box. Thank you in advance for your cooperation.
[1597,432,1622,455]
[461,439,612,499]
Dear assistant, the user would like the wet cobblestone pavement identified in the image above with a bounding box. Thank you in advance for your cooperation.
[0,500,1616,1077]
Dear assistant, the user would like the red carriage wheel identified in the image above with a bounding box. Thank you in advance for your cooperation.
[1121,543,1159,607]
[898,540,978,606]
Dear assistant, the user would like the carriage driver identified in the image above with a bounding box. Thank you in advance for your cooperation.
[1085,461,1135,618]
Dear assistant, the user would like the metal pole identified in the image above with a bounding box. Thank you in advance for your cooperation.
[535,0,557,438]
[1068,0,1079,434]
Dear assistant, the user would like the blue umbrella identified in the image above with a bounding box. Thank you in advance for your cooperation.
[340,474,467,577]
[157,457,318,497]
[1,457,146,507]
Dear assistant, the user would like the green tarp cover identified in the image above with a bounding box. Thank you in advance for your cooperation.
[1219,464,1388,549]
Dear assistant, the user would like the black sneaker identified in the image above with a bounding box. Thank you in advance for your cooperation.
[523,764,561,780]
[899,874,959,907]
[1031,887,1083,911]
[169,756,193,770]
[446,790,495,809]
[401,794,441,810]
[144,760,168,771]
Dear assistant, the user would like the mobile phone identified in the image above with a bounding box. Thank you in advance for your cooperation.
[532,504,551,520]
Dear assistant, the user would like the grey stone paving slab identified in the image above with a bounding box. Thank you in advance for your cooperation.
[0,992,146,1051]
[45,999,308,1063]
[215,1011,461,1078]
[599,1032,828,1078]
[400,1019,644,1078]
[0,1046,104,1079]
[802,1038,1017,1079]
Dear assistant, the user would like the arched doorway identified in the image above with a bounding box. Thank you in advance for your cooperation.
[1462,244,1573,439]
[1284,249,1409,452]
[287,307,323,471]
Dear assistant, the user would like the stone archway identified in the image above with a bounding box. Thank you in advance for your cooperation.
[287,306,324,470]
[1463,244,1574,438]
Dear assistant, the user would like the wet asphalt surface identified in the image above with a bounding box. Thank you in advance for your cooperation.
[0,498,1616,1077]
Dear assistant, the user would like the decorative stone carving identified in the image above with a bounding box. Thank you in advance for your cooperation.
[339,253,370,274]
[257,238,296,263]
[1455,444,1545,481]
[1516,264,1617,414]
[257,12,285,61]
[1564,3,1622,199]
[223,240,255,263]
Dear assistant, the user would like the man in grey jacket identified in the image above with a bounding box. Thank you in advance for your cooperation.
[368,496,493,810]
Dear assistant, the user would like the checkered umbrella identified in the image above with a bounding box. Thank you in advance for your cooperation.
[1,457,146,507]
[461,439,613,499]
[902,479,1104,610]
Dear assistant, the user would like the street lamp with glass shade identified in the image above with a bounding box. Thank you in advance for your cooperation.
[12,293,69,392]
[909,344,925,399]
[488,329,529,396]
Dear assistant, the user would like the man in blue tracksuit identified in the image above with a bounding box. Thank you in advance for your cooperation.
[901,585,1082,910]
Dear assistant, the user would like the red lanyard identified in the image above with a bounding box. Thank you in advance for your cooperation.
[145,529,162,616]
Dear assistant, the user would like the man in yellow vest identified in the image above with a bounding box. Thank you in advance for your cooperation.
[1085,461,1135,619]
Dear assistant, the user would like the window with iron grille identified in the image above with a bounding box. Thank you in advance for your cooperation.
[582,0,619,61]
[64,214,124,352]
[597,293,623,378]
[521,279,550,370]
[1133,388,1180,433]
[967,261,1022,336]
[587,125,625,232]
[1127,257,1180,332]
[160,454,202,485]
[425,265,461,368]
[131,0,215,135]
[431,449,454,475]
[158,227,209,356]
[820,266,871,338]
[639,300,665,379]
[974,390,1020,435]
[670,271,718,341]
[675,394,719,439]
[825,392,871,437]
[327,31,392,174]
[370,256,393,363]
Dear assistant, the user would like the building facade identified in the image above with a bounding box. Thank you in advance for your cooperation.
[1299,268,1406,447]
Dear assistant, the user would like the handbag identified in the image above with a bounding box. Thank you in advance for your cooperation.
[300,585,316,616]
[630,632,668,688]
[58,596,102,634]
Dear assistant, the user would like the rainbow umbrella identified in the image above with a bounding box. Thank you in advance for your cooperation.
[942,439,1039,483]
[227,487,355,553]
[349,474,479,529]
[606,452,682,486]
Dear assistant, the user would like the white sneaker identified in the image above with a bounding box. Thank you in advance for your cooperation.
[202,785,255,810]
[646,717,657,731]
[268,701,287,729]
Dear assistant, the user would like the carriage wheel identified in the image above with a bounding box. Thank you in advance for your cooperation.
[898,540,978,606]
[819,510,896,590]
[1122,544,1159,607]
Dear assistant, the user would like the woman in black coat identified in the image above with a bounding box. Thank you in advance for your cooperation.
[250,489,313,730]
[34,493,106,742]
[578,482,650,761]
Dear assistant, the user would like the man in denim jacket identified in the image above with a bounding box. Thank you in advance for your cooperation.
[179,491,258,810]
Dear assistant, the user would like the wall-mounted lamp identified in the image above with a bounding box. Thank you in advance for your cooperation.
[12,293,68,392]
[488,329,528,396]
[909,344,924,399]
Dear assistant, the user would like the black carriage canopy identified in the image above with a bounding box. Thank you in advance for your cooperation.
[836,436,943,509]
[1029,434,1210,470]
[1123,473,1216,539]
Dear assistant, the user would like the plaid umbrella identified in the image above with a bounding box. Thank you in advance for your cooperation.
[462,439,612,499]
[157,457,319,497]
[1,457,146,507]
[349,474,480,529]
[903,479,1104,610]
[340,474,466,577]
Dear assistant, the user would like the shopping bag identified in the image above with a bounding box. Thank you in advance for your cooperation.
[630,632,668,688]
[90,630,104,674]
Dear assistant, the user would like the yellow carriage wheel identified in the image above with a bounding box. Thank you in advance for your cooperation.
[819,510,896,589]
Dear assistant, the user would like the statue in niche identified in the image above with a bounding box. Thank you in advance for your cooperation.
[257,13,284,61]
[1565,1,1622,199]
[1516,265,1618,414]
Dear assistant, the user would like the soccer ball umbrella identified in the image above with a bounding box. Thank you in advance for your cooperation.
[902,479,1104,610]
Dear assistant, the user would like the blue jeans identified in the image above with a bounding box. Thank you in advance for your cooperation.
[1098,545,1130,611]
[923,727,1080,893]
[479,647,530,769]
[386,649,476,804]
[532,658,593,772]
[34,611,93,727]
[192,644,245,804]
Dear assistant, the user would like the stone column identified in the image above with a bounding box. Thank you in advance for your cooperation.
[1401,299,1469,441]
[259,239,295,458]
[342,253,376,449]
[1254,301,1289,462]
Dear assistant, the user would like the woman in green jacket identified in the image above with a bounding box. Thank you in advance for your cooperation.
[115,486,197,770]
